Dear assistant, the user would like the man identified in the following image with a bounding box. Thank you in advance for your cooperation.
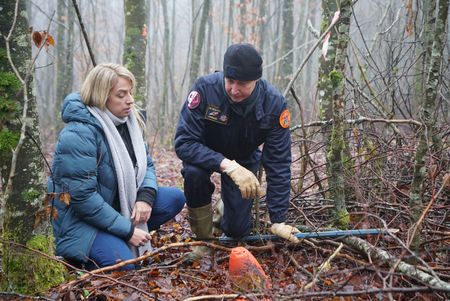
[175,43,299,260]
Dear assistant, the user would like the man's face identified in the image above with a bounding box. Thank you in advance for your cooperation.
[224,77,257,103]
[106,76,134,118]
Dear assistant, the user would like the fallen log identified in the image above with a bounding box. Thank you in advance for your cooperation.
[343,235,450,291]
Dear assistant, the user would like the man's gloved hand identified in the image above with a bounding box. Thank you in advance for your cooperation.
[224,160,261,199]
[270,222,301,243]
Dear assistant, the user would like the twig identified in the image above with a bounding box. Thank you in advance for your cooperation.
[71,0,96,66]
[290,116,422,132]
[0,292,54,301]
[64,241,231,287]
[407,178,449,248]
[285,250,313,277]
[184,294,252,301]
[81,273,154,299]
[284,286,450,299]
[282,10,340,97]
[302,243,343,291]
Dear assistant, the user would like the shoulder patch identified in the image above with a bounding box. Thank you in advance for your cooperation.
[279,109,291,129]
[187,91,201,109]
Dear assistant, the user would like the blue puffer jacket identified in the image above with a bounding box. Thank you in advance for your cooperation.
[49,93,158,263]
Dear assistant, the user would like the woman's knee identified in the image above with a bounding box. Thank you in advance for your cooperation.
[166,187,185,214]
[157,187,185,215]
[88,231,135,270]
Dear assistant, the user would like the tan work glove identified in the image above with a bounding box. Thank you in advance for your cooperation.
[270,222,301,243]
[224,160,261,199]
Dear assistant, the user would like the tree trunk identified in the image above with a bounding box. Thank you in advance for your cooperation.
[329,0,352,228]
[317,0,338,201]
[56,0,74,130]
[189,0,211,87]
[280,0,294,95]
[317,0,352,227]
[160,0,170,144]
[238,0,246,42]
[0,0,67,293]
[409,0,448,250]
[257,0,268,53]
[123,0,148,107]
[203,16,213,74]
[226,0,234,47]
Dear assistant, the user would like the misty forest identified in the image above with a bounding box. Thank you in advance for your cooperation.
[0,0,449,300]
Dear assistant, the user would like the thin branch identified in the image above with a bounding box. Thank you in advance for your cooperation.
[290,116,422,132]
[71,0,96,66]
[302,243,343,291]
[63,241,231,288]
[183,287,450,300]
[282,13,340,97]
[407,177,450,248]
[4,0,23,84]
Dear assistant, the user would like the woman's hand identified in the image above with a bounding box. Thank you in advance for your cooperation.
[129,228,152,247]
[131,201,152,225]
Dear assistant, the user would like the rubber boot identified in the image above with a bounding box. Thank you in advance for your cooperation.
[186,203,213,262]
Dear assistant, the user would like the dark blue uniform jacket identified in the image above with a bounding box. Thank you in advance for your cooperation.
[174,72,291,223]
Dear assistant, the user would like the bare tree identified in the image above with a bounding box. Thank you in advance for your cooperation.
[124,0,148,107]
[189,0,211,86]
[317,0,352,227]
[408,0,448,250]
[55,0,74,129]
[279,0,293,94]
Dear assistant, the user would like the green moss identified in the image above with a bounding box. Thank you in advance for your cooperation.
[320,19,329,34]
[1,234,69,295]
[0,129,19,151]
[329,69,343,89]
[0,70,21,127]
[334,208,350,229]
[21,188,41,202]
[0,71,21,93]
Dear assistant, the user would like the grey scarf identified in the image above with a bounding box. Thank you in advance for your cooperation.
[87,106,151,256]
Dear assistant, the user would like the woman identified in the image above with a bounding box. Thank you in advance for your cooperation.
[49,63,185,270]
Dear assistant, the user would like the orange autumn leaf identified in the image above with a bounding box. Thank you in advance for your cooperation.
[43,192,55,206]
[32,30,56,51]
[59,192,71,206]
[46,34,55,46]
[51,207,59,220]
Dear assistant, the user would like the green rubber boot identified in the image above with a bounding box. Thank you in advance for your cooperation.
[186,203,213,262]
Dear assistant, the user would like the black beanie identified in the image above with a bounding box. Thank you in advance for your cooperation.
[223,43,263,81]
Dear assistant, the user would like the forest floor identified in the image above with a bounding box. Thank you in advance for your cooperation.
[33,142,450,300]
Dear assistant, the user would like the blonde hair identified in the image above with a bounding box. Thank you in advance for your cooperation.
[80,63,146,130]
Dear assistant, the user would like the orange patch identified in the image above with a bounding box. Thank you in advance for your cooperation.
[279,109,291,128]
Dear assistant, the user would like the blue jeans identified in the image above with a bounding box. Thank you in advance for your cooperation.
[86,187,185,270]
